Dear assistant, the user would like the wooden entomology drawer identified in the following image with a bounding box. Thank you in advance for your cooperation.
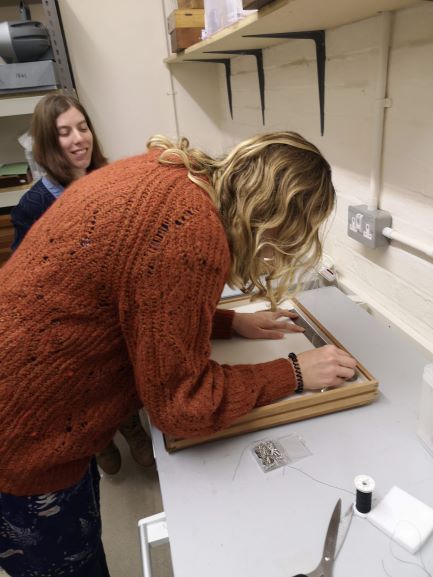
[164,296,378,452]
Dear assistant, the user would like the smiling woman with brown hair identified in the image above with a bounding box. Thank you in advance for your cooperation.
[11,93,106,249]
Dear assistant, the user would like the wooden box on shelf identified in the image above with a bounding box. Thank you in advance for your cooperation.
[164,296,379,452]
[242,0,275,8]
[177,0,204,8]
[167,8,204,52]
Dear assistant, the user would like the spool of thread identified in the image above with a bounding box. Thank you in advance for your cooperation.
[354,474,375,516]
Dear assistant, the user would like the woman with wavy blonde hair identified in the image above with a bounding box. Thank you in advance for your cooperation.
[148,131,335,308]
[0,130,356,577]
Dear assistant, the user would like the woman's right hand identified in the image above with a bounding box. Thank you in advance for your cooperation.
[297,345,357,390]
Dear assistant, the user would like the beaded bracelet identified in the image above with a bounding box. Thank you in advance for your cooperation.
[288,352,304,394]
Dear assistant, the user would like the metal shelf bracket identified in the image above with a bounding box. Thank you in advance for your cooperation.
[243,30,326,135]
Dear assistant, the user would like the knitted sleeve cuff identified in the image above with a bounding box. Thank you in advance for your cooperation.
[211,308,235,339]
[254,357,297,406]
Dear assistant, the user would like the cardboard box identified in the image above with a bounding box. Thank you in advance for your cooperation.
[167,9,204,33]
[170,28,203,52]
[177,0,203,8]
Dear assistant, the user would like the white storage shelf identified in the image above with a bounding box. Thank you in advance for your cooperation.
[0,188,26,209]
[165,0,420,63]
[0,94,47,117]
[0,94,42,209]
[0,93,41,209]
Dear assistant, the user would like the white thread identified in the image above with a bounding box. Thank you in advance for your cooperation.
[375,518,433,577]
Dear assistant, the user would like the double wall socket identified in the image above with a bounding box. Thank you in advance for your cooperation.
[348,205,392,248]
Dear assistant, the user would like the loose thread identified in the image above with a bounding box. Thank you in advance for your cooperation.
[381,559,393,577]
[232,445,249,481]
[377,518,433,577]
[285,464,355,496]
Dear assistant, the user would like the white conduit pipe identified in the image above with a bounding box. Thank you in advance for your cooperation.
[368,11,392,212]
[382,227,433,258]
[161,0,180,140]
[369,13,433,259]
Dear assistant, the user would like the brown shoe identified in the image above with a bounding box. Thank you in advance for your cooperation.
[119,412,155,467]
[96,440,121,475]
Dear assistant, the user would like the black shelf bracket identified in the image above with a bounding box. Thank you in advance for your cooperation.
[243,31,326,135]
[42,0,76,92]
[184,59,233,119]
[203,50,265,125]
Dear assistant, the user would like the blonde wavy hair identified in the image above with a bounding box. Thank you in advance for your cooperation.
[147,132,335,308]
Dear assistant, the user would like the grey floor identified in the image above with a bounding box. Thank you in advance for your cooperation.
[101,431,174,577]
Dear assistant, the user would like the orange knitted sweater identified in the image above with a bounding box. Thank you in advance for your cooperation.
[0,150,295,496]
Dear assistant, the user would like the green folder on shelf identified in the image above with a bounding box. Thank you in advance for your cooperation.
[0,163,31,189]
[0,163,29,176]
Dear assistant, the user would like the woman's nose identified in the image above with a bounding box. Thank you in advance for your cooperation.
[71,128,84,143]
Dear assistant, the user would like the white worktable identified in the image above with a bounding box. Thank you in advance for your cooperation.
[151,286,433,577]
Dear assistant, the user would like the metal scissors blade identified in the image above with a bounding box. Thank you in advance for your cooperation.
[335,503,353,558]
[292,498,342,577]
[321,498,341,571]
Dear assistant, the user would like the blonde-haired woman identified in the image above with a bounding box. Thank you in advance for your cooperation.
[0,131,356,576]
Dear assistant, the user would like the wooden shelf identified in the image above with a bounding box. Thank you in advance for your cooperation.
[0,92,52,117]
[165,0,419,63]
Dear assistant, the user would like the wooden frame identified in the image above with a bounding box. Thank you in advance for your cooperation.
[164,296,378,452]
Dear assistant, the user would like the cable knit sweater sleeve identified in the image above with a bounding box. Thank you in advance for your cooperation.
[212,308,235,339]
[117,169,296,439]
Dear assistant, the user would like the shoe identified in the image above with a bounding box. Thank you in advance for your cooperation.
[96,440,122,475]
[119,412,155,467]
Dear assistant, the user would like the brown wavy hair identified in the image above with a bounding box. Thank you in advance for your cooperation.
[147,132,335,308]
[31,93,107,186]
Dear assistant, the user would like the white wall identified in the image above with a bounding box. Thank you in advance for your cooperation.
[58,0,223,160]
[325,5,433,355]
[59,2,433,354]
[198,4,433,355]
[58,0,179,160]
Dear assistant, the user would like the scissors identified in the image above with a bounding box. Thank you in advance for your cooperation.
[292,498,352,577]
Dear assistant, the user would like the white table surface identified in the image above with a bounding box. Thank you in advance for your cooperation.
[151,286,433,577]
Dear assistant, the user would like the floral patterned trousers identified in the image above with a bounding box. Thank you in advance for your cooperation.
[0,459,110,577]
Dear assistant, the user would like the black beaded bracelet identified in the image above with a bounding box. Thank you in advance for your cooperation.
[288,352,304,394]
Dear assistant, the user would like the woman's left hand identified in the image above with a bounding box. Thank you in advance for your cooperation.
[232,309,305,340]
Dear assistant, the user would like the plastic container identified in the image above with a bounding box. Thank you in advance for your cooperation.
[18,131,45,180]
[203,0,255,37]
[417,364,433,457]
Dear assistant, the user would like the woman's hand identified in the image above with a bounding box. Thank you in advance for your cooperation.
[232,309,305,340]
[297,345,357,390]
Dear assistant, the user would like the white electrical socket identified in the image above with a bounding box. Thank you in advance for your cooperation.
[348,205,392,248]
